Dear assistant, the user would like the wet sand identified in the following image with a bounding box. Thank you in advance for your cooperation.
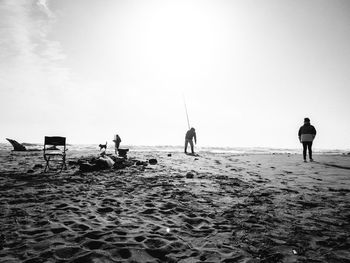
[0,151,349,262]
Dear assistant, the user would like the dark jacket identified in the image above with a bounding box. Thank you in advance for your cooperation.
[298,124,316,142]
[185,129,197,143]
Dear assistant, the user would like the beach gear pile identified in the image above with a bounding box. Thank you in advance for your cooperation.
[78,153,156,172]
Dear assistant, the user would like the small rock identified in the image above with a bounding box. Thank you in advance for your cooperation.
[33,164,43,169]
[68,161,77,166]
[186,172,194,179]
[136,160,147,166]
[149,159,158,165]
[167,153,172,157]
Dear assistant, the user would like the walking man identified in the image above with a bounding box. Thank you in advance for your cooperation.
[298,118,317,162]
[185,127,197,154]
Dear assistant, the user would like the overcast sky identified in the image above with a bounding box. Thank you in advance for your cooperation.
[1,0,350,149]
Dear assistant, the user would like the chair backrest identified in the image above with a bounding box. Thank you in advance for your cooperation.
[44,136,66,146]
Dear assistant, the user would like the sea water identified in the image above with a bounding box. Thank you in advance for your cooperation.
[0,143,347,155]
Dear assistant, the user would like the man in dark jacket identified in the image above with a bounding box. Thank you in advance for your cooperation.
[185,127,197,154]
[298,118,317,162]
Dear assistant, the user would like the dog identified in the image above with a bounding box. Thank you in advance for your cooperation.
[99,142,107,151]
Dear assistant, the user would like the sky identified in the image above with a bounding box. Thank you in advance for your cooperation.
[1,0,350,149]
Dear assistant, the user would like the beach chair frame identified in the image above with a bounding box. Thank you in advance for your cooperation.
[43,136,67,172]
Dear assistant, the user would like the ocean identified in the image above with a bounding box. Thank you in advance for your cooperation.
[0,143,348,156]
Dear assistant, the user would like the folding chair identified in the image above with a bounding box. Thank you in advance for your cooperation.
[43,136,67,172]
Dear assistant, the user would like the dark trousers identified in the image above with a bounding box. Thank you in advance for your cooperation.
[302,141,313,160]
[185,139,194,154]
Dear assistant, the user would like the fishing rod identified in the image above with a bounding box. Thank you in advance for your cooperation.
[182,94,191,129]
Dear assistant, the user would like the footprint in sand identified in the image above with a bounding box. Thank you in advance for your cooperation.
[83,240,106,250]
[96,207,114,213]
[144,238,168,249]
[53,246,84,261]
[134,235,146,242]
[82,230,106,240]
[70,222,91,232]
[50,226,69,234]
[70,251,112,262]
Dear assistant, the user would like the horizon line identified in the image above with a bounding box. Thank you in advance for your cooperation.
[0,141,349,152]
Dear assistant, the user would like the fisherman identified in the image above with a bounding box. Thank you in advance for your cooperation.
[185,127,197,154]
[298,118,317,162]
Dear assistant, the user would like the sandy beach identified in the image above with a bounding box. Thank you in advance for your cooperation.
[0,148,350,263]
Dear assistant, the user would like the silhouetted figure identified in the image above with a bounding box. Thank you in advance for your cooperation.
[298,118,317,162]
[185,127,197,154]
[113,134,121,154]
